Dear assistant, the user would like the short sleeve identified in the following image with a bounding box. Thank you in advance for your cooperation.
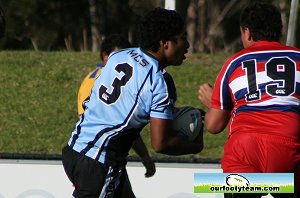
[211,63,234,110]
[150,72,173,120]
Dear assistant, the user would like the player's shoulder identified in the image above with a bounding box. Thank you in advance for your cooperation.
[224,42,297,67]
[109,47,138,58]
[88,67,102,79]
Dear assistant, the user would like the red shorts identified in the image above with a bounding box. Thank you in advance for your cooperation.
[221,133,300,189]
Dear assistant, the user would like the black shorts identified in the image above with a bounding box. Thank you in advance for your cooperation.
[62,145,135,198]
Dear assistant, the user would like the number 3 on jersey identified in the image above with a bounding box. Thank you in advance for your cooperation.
[99,63,133,104]
[242,57,296,102]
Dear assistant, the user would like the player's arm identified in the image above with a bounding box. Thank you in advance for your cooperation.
[198,83,231,134]
[204,108,230,134]
[132,135,156,178]
[150,117,203,155]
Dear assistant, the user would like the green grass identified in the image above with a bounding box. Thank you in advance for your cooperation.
[0,50,230,159]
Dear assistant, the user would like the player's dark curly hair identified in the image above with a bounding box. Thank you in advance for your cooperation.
[240,2,282,42]
[100,34,131,60]
[0,6,5,38]
[137,7,185,52]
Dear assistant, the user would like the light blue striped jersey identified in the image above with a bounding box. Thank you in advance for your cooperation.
[68,48,173,165]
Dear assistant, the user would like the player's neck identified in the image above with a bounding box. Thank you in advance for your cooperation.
[147,49,168,69]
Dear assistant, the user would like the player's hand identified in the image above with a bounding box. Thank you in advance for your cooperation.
[141,156,156,178]
[193,121,204,151]
[197,108,206,121]
[198,83,213,108]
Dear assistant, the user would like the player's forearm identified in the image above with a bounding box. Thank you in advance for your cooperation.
[132,136,150,158]
[152,136,203,155]
[205,108,231,134]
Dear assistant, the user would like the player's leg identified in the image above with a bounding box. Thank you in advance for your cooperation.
[264,137,300,198]
[114,168,136,198]
[221,133,266,173]
[222,134,300,198]
[62,145,76,185]
[222,134,264,198]
[62,145,106,197]
[99,165,136,198]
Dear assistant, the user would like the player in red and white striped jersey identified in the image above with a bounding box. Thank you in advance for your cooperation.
[199,2,300,198]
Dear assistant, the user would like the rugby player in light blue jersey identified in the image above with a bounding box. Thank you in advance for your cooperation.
[62,7,203,198]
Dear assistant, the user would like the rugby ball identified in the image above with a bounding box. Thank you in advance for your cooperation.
[172,106,204,141]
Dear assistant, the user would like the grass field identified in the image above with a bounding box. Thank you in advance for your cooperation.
[0,50,230,159]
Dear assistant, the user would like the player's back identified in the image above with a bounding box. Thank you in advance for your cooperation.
[217,41,300,140]
[68,47,172,163]
[77,65,102,115]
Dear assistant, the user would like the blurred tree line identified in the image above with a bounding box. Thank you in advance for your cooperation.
[0,0,299,53]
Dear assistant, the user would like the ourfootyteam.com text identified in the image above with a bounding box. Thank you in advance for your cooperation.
[210,186,280,193]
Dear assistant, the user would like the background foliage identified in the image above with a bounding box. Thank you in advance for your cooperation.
[0,0,299,52]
